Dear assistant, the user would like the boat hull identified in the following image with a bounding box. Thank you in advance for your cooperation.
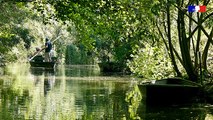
[138,78,200,106]
[30,61,56,69]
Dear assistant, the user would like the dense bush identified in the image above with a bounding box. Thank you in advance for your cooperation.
[65,44,94,65]
[127,43,174,79]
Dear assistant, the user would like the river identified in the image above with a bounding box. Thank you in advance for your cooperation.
[0,63,212,120]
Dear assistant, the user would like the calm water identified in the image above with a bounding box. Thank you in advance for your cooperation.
[0,64,213,120]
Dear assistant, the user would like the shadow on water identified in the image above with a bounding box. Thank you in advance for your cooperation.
[0,63,213,120]
[136,103,213,120]
[126,85,213,120]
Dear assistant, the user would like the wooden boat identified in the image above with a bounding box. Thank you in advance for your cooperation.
[138,78,201,106]
[30,61,56,69]
[29,56,56,69]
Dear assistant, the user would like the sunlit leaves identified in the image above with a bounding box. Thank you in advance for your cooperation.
[127,43,174,79]
[0,3,32,57]
[36,0,163,67]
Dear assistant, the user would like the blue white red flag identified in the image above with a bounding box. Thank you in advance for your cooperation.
[188,5,206,12]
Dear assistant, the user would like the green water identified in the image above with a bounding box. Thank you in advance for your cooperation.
[0,64,212,120]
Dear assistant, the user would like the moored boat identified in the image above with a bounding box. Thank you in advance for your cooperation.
[138,78,201,106]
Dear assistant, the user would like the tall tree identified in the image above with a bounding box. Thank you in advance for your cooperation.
[32,0,213,82]
[156,0,213,82]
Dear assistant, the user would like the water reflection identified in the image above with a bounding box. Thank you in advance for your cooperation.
[64,65,100,77]
[0,64,213,120]
[136,104,213,120]
[43,71,55,96]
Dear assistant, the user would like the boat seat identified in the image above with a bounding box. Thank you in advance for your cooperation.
[33,56,44,62]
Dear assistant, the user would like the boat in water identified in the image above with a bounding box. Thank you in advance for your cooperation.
[138,78,201,106]
[29,56,57,69]
[30,61,56,68]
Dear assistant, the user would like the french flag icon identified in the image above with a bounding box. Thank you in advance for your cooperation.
[188,5,206,12]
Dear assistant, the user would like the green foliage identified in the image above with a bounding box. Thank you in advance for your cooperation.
[0,32,15,54]
[38,0,159,70]
[65,44,94,65]
[128,43,174,79]
[1,0,211,81]
[126,0,213,81]
[0,2,35,63]
[0,2,75,64]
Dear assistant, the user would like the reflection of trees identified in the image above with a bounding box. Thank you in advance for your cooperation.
[2,64,213,120]
[44,72,55,96]
[83,82,112,119]
[71,81,132,119]
[110,83,130,120]
[0,79,30,120]
[125,85,142,119]
[126,85,213,120]
[2,64,134,119]
[65,65,100,77]
[137,106,208,120]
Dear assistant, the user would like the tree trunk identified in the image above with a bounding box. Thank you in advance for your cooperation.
[177,0,198,82]
[202,28,213,70]
[166,1,182,77]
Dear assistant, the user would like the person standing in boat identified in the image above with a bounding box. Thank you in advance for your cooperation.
[44,37,52,62]
[49,45,57,62]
